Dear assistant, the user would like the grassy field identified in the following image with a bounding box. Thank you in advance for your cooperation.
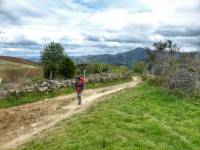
[0,78,131,109]
[20,83,200,150]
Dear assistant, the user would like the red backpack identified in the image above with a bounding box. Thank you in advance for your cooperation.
[76,77,85,92]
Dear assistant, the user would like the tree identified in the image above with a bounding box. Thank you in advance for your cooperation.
[153,41,167,51]
[153,40,179,53]
[41,42,65,79]
[148,40,179,75]
[60,56,76,79]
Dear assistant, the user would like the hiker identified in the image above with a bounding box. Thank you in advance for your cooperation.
[75,76,85,105]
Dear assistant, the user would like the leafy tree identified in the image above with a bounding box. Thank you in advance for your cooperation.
[41,42,65,79]
[60,56,76,79]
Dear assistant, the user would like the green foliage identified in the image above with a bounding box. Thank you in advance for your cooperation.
[41,42,65,79]
[21,83,200,150]
[41,42,75,79]
[133,61,147,74]
[60,56,76,79]
[146,76,166,86]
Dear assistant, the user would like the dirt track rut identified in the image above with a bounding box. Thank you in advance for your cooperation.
[0,77,140,150]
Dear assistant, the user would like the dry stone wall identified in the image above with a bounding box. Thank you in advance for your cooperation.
[168,70,200,94]
[0,73,131,98]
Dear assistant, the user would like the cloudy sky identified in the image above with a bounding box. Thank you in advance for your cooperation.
[0,0,200,58]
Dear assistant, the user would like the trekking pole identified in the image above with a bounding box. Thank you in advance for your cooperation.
[84,69,86,78]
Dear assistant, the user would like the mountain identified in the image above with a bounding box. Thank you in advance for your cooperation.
[71,47,148,66]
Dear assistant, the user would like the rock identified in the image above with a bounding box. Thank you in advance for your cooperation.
[169,70,200,94]
[2,73,131,98]
[38,87,48,92]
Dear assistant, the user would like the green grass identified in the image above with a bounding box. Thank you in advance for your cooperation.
[20,83,200,150]
[0,78,131,109]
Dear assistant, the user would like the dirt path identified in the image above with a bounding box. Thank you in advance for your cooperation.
[0,77,140,150]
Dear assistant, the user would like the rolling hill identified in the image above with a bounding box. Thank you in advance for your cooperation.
[0,56,39,67]
[0,56,42,84]
[72,47,148,66]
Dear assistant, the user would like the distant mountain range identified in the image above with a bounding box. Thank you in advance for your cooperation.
[2,47,199,68]
[71,47,148,66]
[1,47,148,67]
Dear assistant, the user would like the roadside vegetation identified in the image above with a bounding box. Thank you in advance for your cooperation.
[133,40,200,98]
[20,82,200,150]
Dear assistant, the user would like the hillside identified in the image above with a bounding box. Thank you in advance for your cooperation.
[72,47,148,66]
[0,56,42,84]
[0,56,39,66]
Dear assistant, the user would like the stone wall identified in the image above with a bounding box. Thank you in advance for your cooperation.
[168,70,200,94]
[0,73,131,99]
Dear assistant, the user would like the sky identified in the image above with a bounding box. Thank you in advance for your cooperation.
[0,0,200,58]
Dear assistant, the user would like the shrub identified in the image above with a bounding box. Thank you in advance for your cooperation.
[59,56,76,79]
[133,61,147,74]
[147,76,166,86]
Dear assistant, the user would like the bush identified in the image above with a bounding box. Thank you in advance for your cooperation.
[60,56,76,79]
[133,61,147,74]
[146,76,166,86]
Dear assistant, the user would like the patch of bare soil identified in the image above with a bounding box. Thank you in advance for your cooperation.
[0,77,140,150]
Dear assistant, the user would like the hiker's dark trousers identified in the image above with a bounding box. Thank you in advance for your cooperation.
[77,92,82,105]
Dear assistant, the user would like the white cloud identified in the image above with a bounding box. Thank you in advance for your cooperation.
[0,0,200,58]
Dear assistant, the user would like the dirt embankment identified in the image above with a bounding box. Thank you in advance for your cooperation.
[0,77,140,150]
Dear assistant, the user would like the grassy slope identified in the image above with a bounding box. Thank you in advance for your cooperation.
[20,83,200,150]
[0,56,38,66]
[0,58,38,71]
[0,78,131,109]
[0,60,38,76]
[0,58,42,81]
